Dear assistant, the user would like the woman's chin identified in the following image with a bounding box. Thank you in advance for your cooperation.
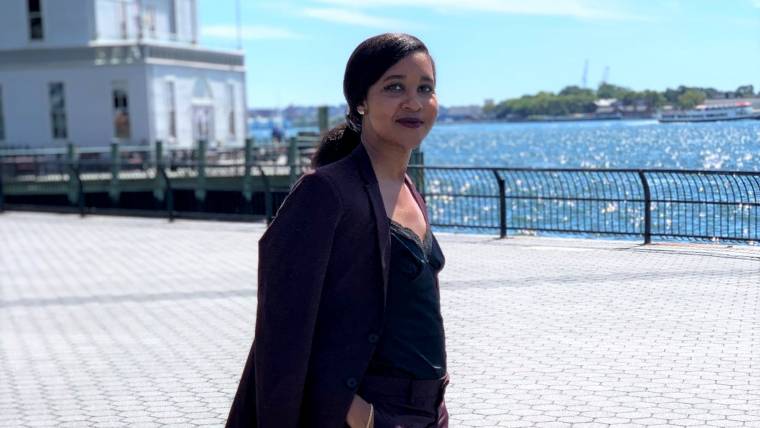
[393,130,430,147]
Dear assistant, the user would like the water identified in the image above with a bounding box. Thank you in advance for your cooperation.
[251,119,760,171]
[418,120,760,242]
[423,120,760,171]
[250,120,760,241]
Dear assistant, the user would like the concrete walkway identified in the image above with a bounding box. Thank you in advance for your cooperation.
[1,212,759,427]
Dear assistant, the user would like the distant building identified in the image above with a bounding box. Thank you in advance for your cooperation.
[438,105,484,121]
[704,97,760,110]
[0,0,246,150]
[593,98,619,115]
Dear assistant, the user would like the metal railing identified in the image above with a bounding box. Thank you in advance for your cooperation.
[2,146,758,244]
[0,138,315,222]
[411,166,760,244]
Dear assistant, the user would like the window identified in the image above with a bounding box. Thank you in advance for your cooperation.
[168,0,177,38]
[112,81,130,139]
[227,83,236,137]
[0,85,5,140]
[165,80,176,139]
[119,1,128,39]
[145,6,157,39]
[28,0,44,40]
[49,82,67,139]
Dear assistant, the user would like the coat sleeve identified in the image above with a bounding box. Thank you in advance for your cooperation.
[254,172,343,427]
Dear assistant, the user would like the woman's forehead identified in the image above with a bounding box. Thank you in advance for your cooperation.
[382,52,435,80]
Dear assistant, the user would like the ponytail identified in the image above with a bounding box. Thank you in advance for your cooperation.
[310,122,361,169]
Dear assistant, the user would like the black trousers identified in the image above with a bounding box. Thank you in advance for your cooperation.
[355,372,450,428]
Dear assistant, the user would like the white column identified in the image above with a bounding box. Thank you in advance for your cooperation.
[190,0,197,44]
[137,0,144,41]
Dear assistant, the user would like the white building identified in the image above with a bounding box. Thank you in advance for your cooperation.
[0,0,246,150]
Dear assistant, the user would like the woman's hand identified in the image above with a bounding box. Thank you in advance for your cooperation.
[346,393,373,428]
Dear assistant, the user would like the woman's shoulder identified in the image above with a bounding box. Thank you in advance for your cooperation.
[290,170,342,207]
[311,156,363,194]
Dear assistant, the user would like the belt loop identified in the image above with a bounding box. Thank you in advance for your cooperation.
[406,377,415,403]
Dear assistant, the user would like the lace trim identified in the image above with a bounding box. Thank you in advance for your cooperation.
[388,218,432,255]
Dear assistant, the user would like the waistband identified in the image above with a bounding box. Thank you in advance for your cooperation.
[359,372,450,402]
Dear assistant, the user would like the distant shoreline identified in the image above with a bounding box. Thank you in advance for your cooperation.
[435,116,656,125]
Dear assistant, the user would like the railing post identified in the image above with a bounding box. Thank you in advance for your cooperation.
[67,142,76,205]
[493,169,507,238]
[0,158,5,213]
[66,142,84,215]
[153,140,165,208]
[77,164,84,217]
[157,146,174,222]
[195,139,207,211]
[409,148,425,192]
[243,137,253,215]
[317,106,329,134]
[287,136,298,187]
[109,142,120,206]
[258,165,273,225]
[638,170,652,244]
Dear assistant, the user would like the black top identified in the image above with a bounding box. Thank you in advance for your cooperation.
[365,217,447,380]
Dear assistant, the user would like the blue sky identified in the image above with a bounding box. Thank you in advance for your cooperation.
[198,0,760,109]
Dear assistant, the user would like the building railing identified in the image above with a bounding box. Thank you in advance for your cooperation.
[1,144,758,244]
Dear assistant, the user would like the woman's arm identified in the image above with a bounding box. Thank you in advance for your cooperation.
[253,172,343,427]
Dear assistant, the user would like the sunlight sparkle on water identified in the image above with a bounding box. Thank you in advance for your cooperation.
[424,120,760,171]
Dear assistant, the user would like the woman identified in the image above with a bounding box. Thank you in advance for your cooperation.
[226,33,449,428]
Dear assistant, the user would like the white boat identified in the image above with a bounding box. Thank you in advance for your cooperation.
[658,101,760,123]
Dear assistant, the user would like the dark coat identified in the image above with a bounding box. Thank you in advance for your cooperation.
[226,141,443,428]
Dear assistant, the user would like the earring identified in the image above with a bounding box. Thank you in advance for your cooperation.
[357,107,366,115]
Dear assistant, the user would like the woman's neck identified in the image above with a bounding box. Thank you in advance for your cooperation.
[360,131,411,184]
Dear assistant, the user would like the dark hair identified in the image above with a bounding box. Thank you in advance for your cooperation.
[311,33,434,169]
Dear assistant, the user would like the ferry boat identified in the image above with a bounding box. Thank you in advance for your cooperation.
[658,101,760,123]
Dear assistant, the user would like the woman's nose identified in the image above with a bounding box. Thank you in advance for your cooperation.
[401,94,423,111]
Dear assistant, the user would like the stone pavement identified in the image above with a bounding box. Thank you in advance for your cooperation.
[1,212,759,428]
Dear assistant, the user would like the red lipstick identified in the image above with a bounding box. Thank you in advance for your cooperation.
[396,118,424,128]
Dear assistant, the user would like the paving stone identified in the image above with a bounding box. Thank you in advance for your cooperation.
[1,212,759,427]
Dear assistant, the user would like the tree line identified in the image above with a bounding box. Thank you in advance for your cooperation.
[484,84,757,119]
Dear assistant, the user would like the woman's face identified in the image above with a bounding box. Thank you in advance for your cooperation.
[360,51,437,151]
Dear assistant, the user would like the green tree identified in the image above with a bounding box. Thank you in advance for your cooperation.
[676,89,706,109]
[736,85,755,98]
[664,88,680,104]
[559,85,594,97]
[641,90,666,111]
[597,83,630,100]
[621,90,640,106]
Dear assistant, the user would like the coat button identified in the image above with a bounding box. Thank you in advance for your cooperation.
[368,333,379,344]
[345,377,358,389]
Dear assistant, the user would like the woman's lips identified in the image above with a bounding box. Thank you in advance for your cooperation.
[396,118,424,128]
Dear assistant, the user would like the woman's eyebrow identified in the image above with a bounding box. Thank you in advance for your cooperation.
[382,74,435,82]
[382,74,405,81]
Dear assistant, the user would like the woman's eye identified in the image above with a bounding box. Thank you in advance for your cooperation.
[384,83,404,92]
[419,84,434,93]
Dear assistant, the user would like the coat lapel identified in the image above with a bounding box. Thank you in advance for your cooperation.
[349,143,391,308]
[348,143,430,309]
